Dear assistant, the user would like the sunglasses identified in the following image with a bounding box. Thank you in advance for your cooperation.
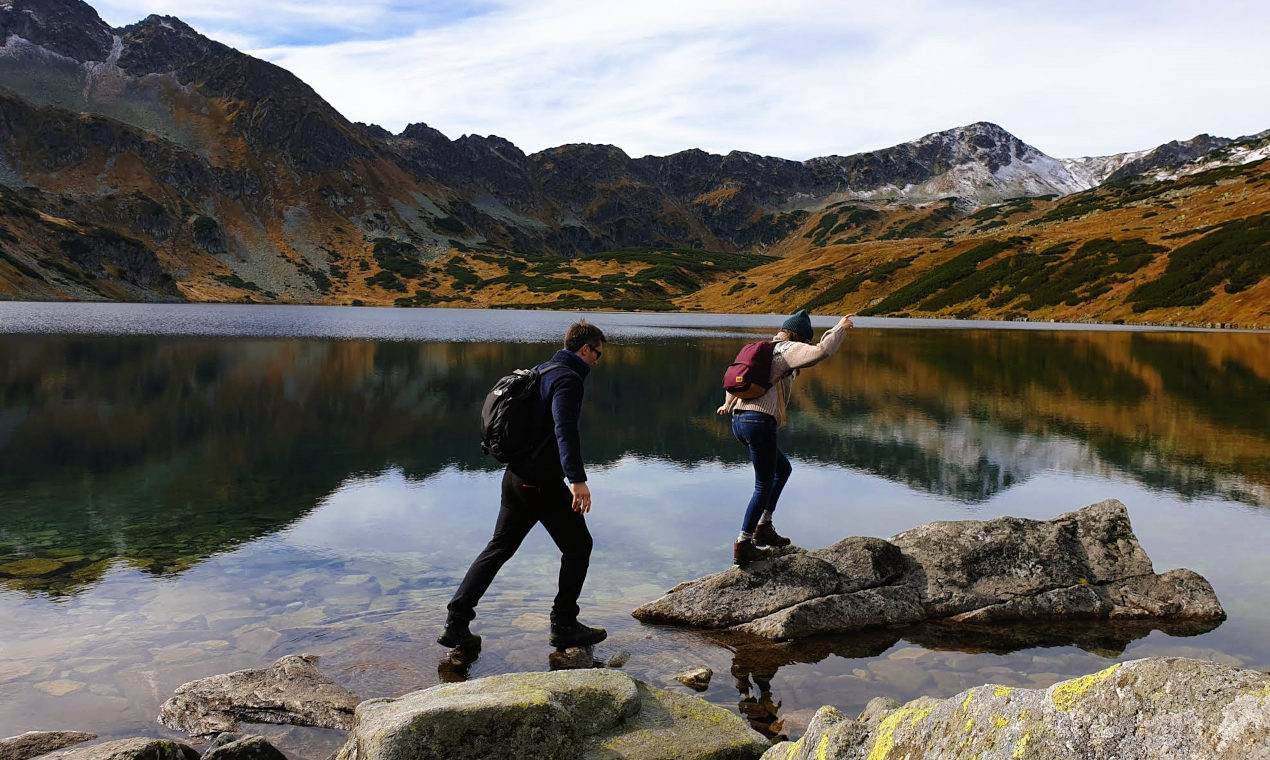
[588,344,603,360]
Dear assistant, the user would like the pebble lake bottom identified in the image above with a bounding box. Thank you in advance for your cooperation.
[1,304,1267,755]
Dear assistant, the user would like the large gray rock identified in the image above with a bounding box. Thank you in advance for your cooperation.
[158,654,360,738]
[333,669,768,760]
[889,497,1155,618]
[1,732,96,760]
[806,537,905,594]
[631,549,839,628]
[733,585,924,640]
[761,656,1270,760]
[39,739,198,760]
[633,500,1225,640]
[201,736,287,760]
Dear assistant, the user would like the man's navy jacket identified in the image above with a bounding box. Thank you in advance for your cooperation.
[508,349,589,485]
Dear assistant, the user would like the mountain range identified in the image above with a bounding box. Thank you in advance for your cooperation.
[0,0,1268,326]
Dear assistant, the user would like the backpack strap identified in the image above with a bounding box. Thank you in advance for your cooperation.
[526,360,575,458]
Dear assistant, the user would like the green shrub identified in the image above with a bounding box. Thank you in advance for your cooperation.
[372,238,427,280]
[365,271,407,291]
[214,272,261,292]
[1129,212,1270,310]
[860,240,1015,315]
[770,267,828,294]
[431,215,467,234]
[799,257,916,312]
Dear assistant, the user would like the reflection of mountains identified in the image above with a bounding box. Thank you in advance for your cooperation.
[1,328,1267,593]
[793,329,1270,505]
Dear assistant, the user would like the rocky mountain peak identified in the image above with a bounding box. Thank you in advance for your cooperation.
[911,121,1042,172]
[0,0,112,61]
[116,13,214,77]
[1106,132,1234,182]
[399,122,449,143]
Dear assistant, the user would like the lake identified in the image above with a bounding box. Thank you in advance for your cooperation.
[1,303,1268,755]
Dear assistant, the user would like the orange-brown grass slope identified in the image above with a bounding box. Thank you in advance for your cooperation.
[682,159,1270,328]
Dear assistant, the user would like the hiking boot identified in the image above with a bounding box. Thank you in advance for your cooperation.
[754,522,791,547]
[733,540,770,567]
[437,622,481,651]
[549,620,608,649]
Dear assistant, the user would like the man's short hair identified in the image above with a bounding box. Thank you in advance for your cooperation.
[564,320,606,352]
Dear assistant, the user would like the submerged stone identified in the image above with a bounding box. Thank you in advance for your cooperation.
[675,667,713,691]
[0,558,66,577]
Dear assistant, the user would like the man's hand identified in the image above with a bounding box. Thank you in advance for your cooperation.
[839,314,855,329]
[570,482,592,513]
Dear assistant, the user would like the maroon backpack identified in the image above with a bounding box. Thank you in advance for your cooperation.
[723,340,776,399]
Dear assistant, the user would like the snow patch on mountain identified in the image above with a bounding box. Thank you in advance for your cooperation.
[1146,133,1270,182]
[844,122,1094,203]
[1060,150,1150,186]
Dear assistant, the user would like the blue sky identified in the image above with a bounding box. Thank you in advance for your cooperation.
[89,0,1270,161]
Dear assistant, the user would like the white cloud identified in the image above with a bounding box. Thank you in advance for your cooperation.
[89,0,1270,160]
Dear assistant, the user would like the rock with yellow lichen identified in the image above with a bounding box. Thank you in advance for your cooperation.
[761,656,1270,760]
[333,669,768,760]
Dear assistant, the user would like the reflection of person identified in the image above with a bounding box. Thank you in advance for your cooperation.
[439,321,609,652]
[717,310,853,566]
[732,660,786,742]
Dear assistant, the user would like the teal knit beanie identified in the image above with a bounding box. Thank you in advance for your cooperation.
[781,309,813,341]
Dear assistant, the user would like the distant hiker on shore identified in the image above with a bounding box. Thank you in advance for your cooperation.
[440,320,609,652]
[717,310,853,566]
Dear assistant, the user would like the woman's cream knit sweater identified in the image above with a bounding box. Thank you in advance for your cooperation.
[719,319,849,426]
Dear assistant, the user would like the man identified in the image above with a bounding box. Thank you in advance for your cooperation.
[718,309,853,566]
[439,320,608,651]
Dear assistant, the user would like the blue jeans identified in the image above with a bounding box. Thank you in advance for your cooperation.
[731,410,792,534]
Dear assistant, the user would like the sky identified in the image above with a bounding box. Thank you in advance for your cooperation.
[88,0,1270,161]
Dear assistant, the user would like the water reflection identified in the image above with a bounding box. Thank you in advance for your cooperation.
[703,611,1228,738]
[2,328,1269,596]
[1,318,1269,750]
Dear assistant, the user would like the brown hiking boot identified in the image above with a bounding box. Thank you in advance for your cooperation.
[754,522,791,547]
[733,540,770,567]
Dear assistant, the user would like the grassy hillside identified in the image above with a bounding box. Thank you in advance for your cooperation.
[680,158,1270,327]
[1,132,1267,328]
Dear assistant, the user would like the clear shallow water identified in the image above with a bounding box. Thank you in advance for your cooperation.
[1,304,1268,753]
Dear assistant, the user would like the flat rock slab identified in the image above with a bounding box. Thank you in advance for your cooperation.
[633,500,1225,640]
[158,654,360,738]
[333,669,768,760]
[1,732,97,760]
[763,656,1270,760]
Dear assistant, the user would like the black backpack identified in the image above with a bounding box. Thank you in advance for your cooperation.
[479,362,567,463]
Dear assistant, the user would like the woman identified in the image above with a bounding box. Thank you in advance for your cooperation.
[717,309,853,566]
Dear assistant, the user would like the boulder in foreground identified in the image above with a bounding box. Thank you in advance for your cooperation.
[633,500,1224,640]
[762,656,1270,760]
[158,654,360,737]
[0,732,97,760]
[39,739,198,760]
[334,669,768,760]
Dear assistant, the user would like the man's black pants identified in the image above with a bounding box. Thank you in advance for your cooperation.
[446,468,592,627]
